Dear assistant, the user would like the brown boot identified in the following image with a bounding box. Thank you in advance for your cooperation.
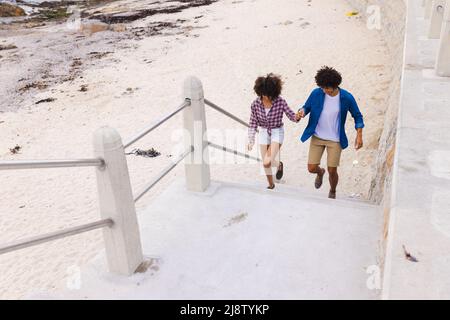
[315,168,326,189]
[328,190,336,199]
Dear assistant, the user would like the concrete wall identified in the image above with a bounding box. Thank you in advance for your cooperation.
[345,0,406,203]
[380,0,450,298]
[346,0,407,271]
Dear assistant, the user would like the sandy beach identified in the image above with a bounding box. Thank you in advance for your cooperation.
[1,0,396,299]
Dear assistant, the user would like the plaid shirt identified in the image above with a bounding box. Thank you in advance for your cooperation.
[248,96,298,144]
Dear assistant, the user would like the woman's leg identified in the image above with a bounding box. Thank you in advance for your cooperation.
[278,146,282,171]
[267,142,281,170]
[273,129,284,172]
[263,142,282,187]
[260,144,274,187]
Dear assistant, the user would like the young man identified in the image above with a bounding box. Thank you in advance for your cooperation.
[297,66,364,199]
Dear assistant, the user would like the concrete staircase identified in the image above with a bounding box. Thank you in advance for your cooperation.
[38,179,382,300]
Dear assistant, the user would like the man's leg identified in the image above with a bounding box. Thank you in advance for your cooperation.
[326,142,342,199]
[328,167,339,196]
[308,164,325,175]
[308,137,326,189]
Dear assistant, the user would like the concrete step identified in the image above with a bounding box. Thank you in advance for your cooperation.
[41,178,383,300]
[221,180,379,210]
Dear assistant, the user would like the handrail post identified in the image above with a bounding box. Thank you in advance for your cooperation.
[183,77,211,192]
[436,0,450,76]
[428,0,446,38]
[93,126,144,275]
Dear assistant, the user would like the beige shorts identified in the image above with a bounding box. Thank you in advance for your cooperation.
[308,136,343,168]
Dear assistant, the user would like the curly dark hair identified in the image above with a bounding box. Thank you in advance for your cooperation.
[253,73,283,101]
[315,66,342,89]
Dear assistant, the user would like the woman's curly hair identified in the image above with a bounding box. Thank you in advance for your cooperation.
[315,66,342,89]
[254,73,283,101]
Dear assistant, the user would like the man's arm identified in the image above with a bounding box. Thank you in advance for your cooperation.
[348,95,365,150]
[297,91,314,118]
[355,128,363,150]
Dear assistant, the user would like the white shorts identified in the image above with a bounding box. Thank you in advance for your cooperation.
[258,127,285,145]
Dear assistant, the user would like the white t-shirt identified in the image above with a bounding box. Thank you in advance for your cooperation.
[314,92,340,142]
[265,107,271,116]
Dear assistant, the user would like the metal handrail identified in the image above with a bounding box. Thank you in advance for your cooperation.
[134,146,194,203]
[0,88,270,273]
[0,99,192,258]
[208,142,261,162]
[0,158,105,170]
[123,100,191,149]
[204,98,249,128]
[0,97,260,260]
[0,219,113,256]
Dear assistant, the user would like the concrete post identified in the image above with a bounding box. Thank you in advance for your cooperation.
[436,0,450,76]
[426,0,433,18]
[183,77,211,192]
[429,0,447,38]
[93,126,144,275]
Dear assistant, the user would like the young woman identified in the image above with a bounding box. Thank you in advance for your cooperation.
[247,74,301,189]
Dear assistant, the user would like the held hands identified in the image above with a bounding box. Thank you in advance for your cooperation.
[295,109,305,122]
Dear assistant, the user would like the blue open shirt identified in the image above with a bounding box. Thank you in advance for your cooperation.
[299,88,365,149]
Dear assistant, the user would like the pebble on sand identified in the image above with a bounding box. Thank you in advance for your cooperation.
[0,44,18,51]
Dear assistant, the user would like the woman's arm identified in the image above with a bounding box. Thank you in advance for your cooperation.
[282,99,300,123]
[248,102,258,147]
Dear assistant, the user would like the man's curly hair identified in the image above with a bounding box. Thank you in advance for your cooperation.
[315,66,342,89]
[254,73,283,101]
